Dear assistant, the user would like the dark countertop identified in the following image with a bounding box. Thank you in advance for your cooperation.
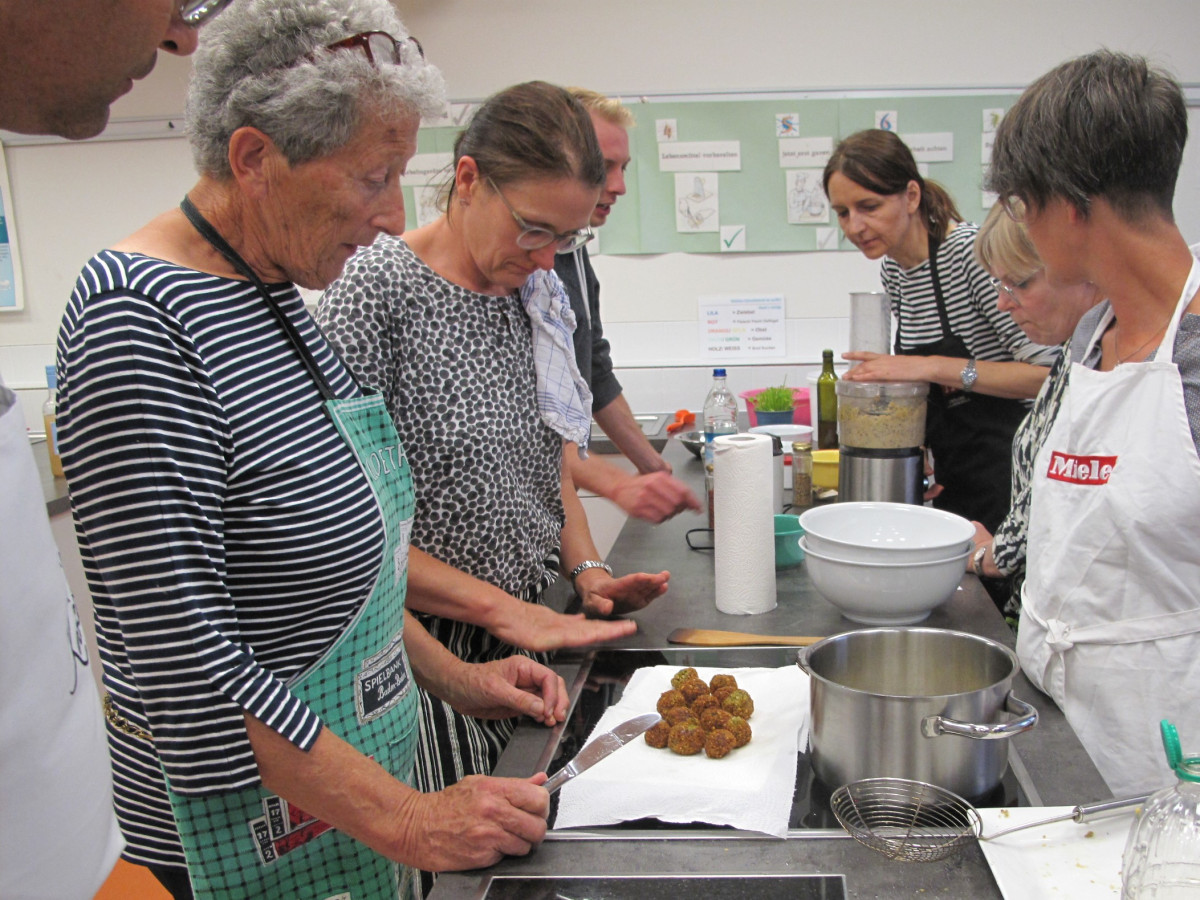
[32,436,70,517]
[429,436,1112,900]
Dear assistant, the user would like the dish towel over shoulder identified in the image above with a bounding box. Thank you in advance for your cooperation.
[520,269,593,452]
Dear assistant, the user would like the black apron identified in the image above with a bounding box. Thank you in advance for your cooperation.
[894,236,1027,534]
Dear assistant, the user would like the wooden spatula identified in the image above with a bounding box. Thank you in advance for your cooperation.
[666,628,824,647]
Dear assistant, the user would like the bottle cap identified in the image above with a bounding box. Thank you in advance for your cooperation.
[713,368,727,377]
[45,364,56,390]
[1160,720,1200,782]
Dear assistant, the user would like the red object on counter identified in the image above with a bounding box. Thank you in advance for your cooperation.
[665,409,696,433]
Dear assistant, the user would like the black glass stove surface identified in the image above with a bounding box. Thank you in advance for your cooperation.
[547,647,1024,831]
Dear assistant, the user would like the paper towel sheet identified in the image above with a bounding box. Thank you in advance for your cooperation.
[553,665,809,837]
[713,433,777,615]
[976,806,1127,898]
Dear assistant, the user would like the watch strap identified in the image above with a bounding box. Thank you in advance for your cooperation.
[569,559,613,583]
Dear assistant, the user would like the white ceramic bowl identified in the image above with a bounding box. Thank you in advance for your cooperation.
[800,537,969,625]
[798,501,974,562]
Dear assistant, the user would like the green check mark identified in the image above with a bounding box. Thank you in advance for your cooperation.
[723,227,744,248]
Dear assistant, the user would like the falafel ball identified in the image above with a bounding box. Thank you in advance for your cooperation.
[690,693,720,717]
[699,707,733,732]
[656,689,688,715]
[709,673,738,693]
[667,720,707,756]
[712,686,736,706]
[678,678,710,704]
[726,716,752,747]
[671,667,700,690]
[644,720,671,749]
[704,728,737,759]
[664,706,698,726]
[722,689,755,719]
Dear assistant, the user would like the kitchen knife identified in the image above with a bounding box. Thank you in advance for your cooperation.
[543,712,661,794]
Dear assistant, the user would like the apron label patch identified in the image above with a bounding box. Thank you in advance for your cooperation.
[249,795,334,866]
[1046,451,1117,485]
[355,633,410,724]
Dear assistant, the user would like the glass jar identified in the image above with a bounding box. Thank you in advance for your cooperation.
[791,440,813,510]
[1122,721,1200,898]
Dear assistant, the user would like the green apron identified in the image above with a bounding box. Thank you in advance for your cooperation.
[168,198,419,900]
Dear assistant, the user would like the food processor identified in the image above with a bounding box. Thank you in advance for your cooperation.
[836,381,928,504]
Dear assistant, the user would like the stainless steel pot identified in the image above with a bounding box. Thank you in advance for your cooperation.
[797,628,1038,799]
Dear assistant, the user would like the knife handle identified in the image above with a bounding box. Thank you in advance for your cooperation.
[543,763,576,795]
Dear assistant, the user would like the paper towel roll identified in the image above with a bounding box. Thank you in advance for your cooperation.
[713,433,778,615]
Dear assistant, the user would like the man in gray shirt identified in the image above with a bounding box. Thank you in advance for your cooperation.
[557,89,700,523]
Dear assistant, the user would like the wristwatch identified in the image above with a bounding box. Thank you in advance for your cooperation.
[972,544,988,577]
[569,559,613,584]
[960,358,978,392]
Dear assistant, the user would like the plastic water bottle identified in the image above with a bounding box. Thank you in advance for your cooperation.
[1122,721,1200,898]
[703,368,738,528]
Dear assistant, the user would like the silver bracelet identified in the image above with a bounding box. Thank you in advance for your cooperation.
[569,559,613,583]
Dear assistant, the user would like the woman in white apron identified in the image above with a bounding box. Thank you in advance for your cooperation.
[988,50,1200,796]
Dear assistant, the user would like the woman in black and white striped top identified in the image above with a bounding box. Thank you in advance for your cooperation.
[823,129,1060,539]
[56,3,570,898]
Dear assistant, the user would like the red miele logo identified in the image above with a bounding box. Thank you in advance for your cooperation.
[1046,451,1118,485]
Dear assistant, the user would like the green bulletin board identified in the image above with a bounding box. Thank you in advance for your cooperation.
[410,91,1021,257]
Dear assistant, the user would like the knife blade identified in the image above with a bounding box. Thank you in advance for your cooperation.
[543,712,661,794]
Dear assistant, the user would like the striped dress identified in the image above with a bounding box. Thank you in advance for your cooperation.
[56,251,384,868]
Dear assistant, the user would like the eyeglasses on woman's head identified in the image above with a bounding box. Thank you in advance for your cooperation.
[325,31,425,67]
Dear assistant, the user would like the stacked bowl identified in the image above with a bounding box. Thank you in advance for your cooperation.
[796,502,974,625]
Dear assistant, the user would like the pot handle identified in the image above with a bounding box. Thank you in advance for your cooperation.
[920,692,1038,741]
[795,646,812,673]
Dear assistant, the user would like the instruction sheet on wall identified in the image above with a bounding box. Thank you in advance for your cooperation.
[699,295,786,361]
[0,150,23,311]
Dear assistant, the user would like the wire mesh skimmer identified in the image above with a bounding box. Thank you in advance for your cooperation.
[830,777,1147,864]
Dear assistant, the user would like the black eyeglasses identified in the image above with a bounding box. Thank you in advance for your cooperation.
[486,177,594,254]
[325,31,425,67]
[179,0,232,27]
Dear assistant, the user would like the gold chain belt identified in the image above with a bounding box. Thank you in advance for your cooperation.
[103,693,153,742]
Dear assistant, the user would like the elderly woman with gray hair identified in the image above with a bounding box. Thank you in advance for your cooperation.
[54,2,568,898]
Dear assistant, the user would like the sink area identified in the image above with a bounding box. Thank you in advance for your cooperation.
[589,412,672,455]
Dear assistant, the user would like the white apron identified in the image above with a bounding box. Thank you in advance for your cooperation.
[1019,258,1200,796]
[0,376,123,899]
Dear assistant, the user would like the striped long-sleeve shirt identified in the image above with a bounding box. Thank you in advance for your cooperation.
[56,251,384,866]
[882,222,1060,367]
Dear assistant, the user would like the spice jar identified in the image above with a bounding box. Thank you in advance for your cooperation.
[792,439,813,511]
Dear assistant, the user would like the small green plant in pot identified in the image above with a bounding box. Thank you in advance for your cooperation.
[753,384,797,425]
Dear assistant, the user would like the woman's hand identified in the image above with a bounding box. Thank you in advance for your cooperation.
[840,351,940,383]
[576,569,670,617]
[394,773,551,872]
[441,654,569,725]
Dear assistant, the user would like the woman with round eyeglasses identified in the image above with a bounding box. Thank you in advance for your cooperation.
[821,129,1061,537]
[318,81,671,894]
[964,204,1102,625]
[56,4,579,899]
